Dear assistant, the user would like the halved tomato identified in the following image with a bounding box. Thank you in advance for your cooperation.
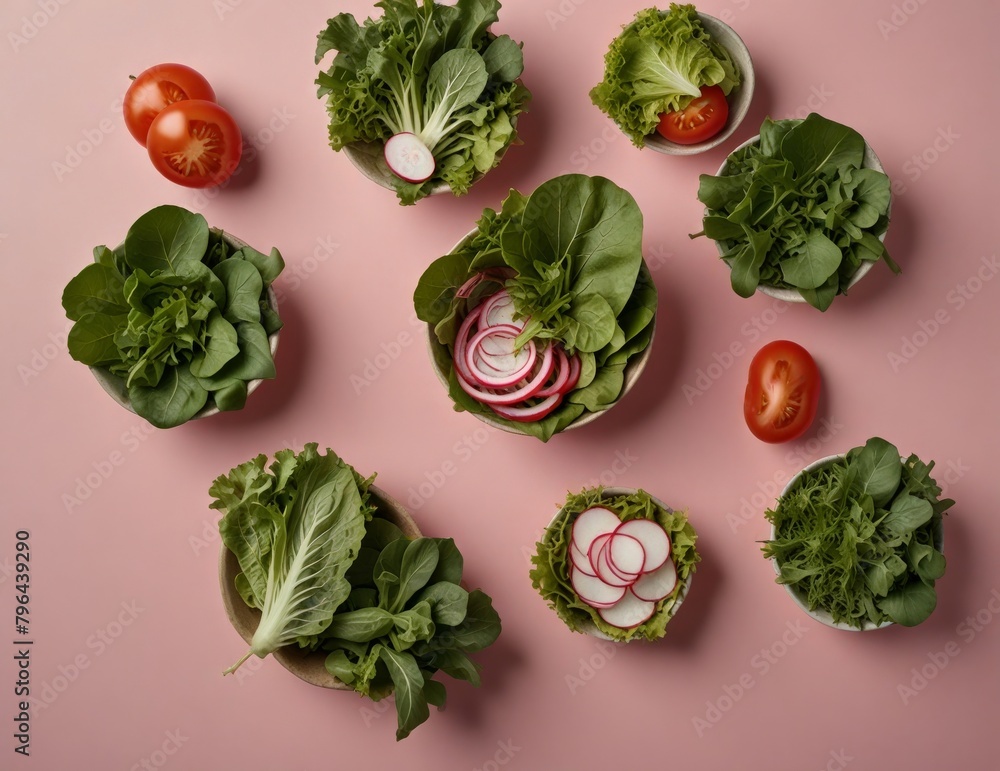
[146,100,242,189]
[744,341,821,443]
[656,85,729,145]
[123,63,216,146]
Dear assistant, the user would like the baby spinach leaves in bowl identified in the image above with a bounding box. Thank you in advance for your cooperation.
[694,113,899,310]
[764,438,952,630]
[214,445,502,741]
[61,205,283,428]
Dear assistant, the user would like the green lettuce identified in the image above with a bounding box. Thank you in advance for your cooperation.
[530,488,699,642]
[413,174,656,441]
[590,4,740,146]
[315,0,530,204]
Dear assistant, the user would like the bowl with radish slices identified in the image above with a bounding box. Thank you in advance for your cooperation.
[530,487,699,642]
[415,175,657,442]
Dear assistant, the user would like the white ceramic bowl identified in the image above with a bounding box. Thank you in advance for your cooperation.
[425,230,655,436]
[768,454,943,631]
[710,131,891,302]
[643,13,755,156]
[544,487,693,642]
[218,484,421,689]
[90,229,280,422]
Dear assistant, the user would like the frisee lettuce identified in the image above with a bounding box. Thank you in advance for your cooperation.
[530,488,699,642]
[590,4,740,146]
[764,438,953,628]
[315,0,529,204]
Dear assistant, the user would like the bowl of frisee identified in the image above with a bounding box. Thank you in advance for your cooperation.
[61,205,283,428]
[764,437,952,631]
[590,4,754,155]
[213,444,502,741]
[693,113,899,310]
[314,0,530,205]
[413,174,657,441]
[530,487,699,642]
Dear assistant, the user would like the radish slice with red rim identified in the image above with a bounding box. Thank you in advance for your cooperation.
[570,540,597,577]
[489,394,562,422]
[608,533,645,577]
[630,559,677,602]
[384,132,435,183]
[594,542,633,588]
[563,353,582,393]
[570,567,627,608]
[453,305,483,383]
[571,507,622,558]
[536,346,570,398]
[597,592,657,629]
[615,519,671,573]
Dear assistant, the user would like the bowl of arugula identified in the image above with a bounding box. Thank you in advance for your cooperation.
[695,113,899,310]
[314,0,530,205]
[214,445,502,741]
[62,205,283,429]
[415,174,657,442]
[764,438,951,631]
[590,5,754,155]
[530,487,699,642]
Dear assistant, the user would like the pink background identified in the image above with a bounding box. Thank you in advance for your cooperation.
[2,0,998,768]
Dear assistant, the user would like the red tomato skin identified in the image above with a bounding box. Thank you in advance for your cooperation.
[743,340,821,444]
[123,63,216,146]
[146,100,242,189]
[656,85,730,145]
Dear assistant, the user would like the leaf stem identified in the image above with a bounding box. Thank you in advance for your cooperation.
[223,650,253,675]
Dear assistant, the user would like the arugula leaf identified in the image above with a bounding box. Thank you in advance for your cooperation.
[764,438,952,628]
[590,4,741,146]
[695,113,897,309]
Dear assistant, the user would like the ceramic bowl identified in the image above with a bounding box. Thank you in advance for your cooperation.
[710,132,891,302]
[90,229,280,422]
[544,487,693,642]
[218,484,422,688]
[642,13,755,156]
[424,230,655,436]
[768,454,944,631]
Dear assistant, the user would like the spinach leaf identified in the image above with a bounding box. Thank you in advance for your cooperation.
[123,205,209,274]
[378,647,429,741]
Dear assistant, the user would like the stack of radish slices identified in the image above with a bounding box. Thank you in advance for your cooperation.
[569,507,678,629]
[453,288,581,423]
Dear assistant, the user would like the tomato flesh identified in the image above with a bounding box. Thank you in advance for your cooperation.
[146,100,242,188]
[743,341,820,443]
[123,63,216,146]
[656,85,729,145]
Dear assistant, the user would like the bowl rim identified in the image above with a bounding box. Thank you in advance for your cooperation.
[89,228,281,423]
[544,486,693,642]
[767,452,944,632]
[217,482,422,689]
[707,124,891,302]
[643,12,757,156]
[424,229,656,437]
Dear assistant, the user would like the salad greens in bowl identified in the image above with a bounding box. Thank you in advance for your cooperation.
[590,4,753,154]
[62,205,283,429]
[214,444,502,741]
[531,487,699,642]
[764,438,952,631]
[414,174,657,442]
[315,0,530,205]
[694,113,899,310]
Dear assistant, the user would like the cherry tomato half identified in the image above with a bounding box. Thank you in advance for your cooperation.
[146,100,242,189]
[743,341,821,443]
[123,63,216,146]
[656,85,729,145]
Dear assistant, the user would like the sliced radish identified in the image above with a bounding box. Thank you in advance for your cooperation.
[535,347,570,398]
[466,326,536,388]
[597,591,657,629]
[570,566,626,608]
[594,542,633,588]
[489,394,562,422]
[454,346,553,406]
[384,132,435,183]
[608,533,646,577]
[570,540,597,577]
[563,353,582,393]
[571,508,622,558]
[615,519,671,573]
[630,559,677,602]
